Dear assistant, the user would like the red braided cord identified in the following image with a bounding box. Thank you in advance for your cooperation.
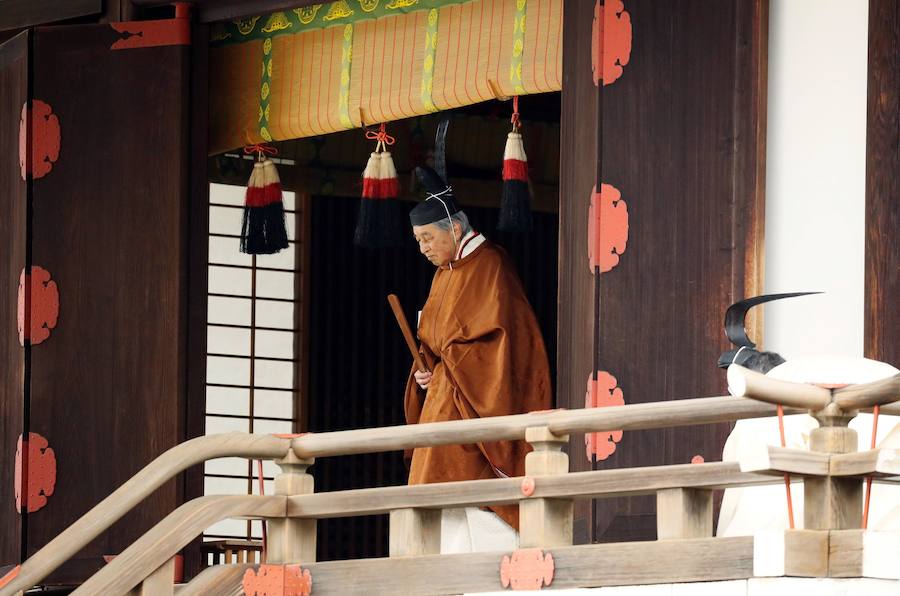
[365,123,396,146]
[257,460,267,562]
[243,144,278,160]
[863,404,880,529]
[777,404,796,530]
[510,96,521,130]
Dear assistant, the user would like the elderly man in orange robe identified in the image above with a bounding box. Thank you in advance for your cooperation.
[404,165,553,554]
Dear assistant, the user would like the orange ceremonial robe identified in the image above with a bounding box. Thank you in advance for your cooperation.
[405,240,552,529]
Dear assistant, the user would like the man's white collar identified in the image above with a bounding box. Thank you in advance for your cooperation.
[456,230,485,260]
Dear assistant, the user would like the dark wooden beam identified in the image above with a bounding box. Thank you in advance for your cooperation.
[864,0,900,366]
[183,20,210,582]
[0,0,102,32]
[132,0,323,23]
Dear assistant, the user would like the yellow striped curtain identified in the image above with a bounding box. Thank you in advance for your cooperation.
[209,0,563,154]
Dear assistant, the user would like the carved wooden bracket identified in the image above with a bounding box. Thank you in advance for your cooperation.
[15,433,57,514]
[585,371,625,462]
[500,548,554,590]
[592,0,632,86]
[588,183,629,273]
[242,564,312,596]
[19,100,61,180]
[18,266,60,346]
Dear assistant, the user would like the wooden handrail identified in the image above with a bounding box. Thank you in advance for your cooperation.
[726,364,832,410]
[833,373,900,410]
[290,395,802,459]
[286,462,780,519]
[74,495,285,596]
[8,380,898,594]
[49,464,777,595]
[1,434,291,596]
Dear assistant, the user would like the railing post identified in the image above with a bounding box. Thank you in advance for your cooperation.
[389,508,442,556]
[126,556,175,595]
[267,450,316,563]
[519,426,572,548]
[656,488,713,539]
[805,405,862,530]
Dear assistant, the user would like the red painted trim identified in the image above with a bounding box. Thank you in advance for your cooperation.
[500,549,554,590]
[242,564,312,595]
[110,19,191,50]
[592,0,633,87]
[521,477,535,497]
[20,101,61,180]
[15,433,57,514]
[18,266,60,347]
[0,566,20,589]
[587,184,629,273]
[172,2,191,19]
[584,372,625,462]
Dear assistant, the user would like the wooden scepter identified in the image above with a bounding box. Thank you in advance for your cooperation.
[387,294,429,373]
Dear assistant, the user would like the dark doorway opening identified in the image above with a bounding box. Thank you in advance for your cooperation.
[307,94,561,561]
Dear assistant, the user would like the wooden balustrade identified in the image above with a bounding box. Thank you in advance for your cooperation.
[5,375,900,596]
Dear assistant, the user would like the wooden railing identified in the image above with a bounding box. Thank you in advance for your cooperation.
[2,366,898,596]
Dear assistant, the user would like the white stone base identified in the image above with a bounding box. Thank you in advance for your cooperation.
[469,577,900,596]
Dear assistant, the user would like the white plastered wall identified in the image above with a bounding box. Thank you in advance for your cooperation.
[763,0,869,359]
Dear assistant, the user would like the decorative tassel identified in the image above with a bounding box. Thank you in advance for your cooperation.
[361,151,382,199]
[354,124,403,248]
[240,144,290,255]
[498,97,533,232]
[380,150,400,199]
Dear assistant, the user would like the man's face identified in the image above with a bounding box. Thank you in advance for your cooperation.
[412,223,457,267]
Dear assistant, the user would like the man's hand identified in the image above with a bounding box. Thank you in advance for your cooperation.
[414,369,432,390]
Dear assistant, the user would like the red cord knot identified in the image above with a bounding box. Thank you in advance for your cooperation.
[521,477,535,497]
[244,144,278,160]
[365,123,395,146]
[510,96,521,130]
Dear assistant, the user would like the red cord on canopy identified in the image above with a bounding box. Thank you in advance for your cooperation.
[365,123,396,151]
[243,144,278,161]
[777,404,796,530]
[510,96,521,131]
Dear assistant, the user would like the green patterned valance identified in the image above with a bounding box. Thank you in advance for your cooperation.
[208,0,563,153]
[211,0,470,45]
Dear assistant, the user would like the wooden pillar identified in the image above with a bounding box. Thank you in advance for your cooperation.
[656,488,713,540]
[389,509,441,557]
[519,427,573,548]
[558,0,600,545]
[267,451,316,564]
[864,0,900,367]
[804,409,862,531]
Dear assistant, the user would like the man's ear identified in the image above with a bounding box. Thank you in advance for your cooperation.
[453,220,463,241]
